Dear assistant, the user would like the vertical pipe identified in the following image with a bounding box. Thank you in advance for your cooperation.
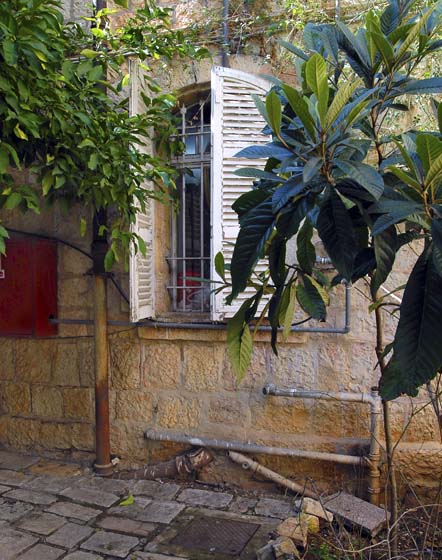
[221,0,229,67]
[367,387,382,506]
[93,273,113,476]
[92,0,112,477]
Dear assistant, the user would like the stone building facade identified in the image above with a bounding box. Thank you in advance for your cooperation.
[0,0,441,500]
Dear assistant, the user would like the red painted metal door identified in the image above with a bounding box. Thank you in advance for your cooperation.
[0,238,58,337]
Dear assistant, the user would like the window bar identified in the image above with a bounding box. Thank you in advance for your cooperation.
[180,105,187,312]
[199,99,205,312]
[170,205,177,312]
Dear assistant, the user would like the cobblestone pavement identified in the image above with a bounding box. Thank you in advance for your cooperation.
[0,450,292,559]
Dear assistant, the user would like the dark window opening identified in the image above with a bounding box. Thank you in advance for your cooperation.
[168,96,211,313]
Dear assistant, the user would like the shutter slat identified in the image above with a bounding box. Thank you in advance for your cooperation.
[129,59,156,322]
[210,66,271,321]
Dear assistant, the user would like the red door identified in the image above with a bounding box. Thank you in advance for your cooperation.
[0,238,58,337]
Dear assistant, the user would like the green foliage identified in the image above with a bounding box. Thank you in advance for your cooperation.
[226,0,442,399]
[0,0,207,265]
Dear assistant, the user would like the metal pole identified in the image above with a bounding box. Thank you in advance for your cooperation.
[367,387,382,506]
[93,273,113,476]
[91,0,112,477]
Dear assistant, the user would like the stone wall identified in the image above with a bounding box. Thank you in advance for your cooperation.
[0,0,441,501]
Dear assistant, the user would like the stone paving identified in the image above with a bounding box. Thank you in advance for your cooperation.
[0,450,293,559]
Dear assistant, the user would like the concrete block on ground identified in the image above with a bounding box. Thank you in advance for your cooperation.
[0,469,34,487]
[64,553,103,560]
[324,492,390,536]
[14,543,65,560]
[60,486,120,508]
[81,530,139,558]
[255,498,293,519]
[27,475,76,494]
[0,451,40,471]
[3,488,57,506]
[115,501,185,524]
[132,480,180,500]
[81,476,131,496]
[0,528,38,560]
[97,515,156,537]
[47,522,94,549]
[177,488,233,509]
[0,498,34,521]
[46,501,102,522]
[16,512,66,536]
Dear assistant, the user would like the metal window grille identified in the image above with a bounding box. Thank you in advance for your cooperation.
[168,97,211,313]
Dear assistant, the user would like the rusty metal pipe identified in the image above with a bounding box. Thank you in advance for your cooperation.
[93,274,113,476]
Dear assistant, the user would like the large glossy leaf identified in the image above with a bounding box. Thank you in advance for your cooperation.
[227,299,255,382]
[230,199,274,298]
[431,219,442,276]
[325,79,361,130]
[280,282,297,339]
[425,151,442,189]
[371,201,423,234]
[305,54,329,125]
[381,247,442,399]
[416,134,442,175]
[296,219,315,274]
[401,77,442,95]
[334,161,384,199]
[317,192,357,280]
[233,187,273,221]
[370,31,395,71]
[303,157,322,184]
[282,85,316,140]
[396,8,433,60]
[266,90,282,136]
[235,144,293,160]
[272,175,304,213]
[234,168,282,182]
[381,0,400,35]
[371,226,397,296]
[336,21,371,70]
[297,275,326,320]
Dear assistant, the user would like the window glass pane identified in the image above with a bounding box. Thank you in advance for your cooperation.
[170,95,211,313]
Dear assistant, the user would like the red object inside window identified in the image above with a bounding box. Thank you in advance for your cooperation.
[0,238,58,337]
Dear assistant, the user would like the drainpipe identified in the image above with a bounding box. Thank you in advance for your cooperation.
[91,0,112,477]
[263,384,383,505]
[92,212,113,477]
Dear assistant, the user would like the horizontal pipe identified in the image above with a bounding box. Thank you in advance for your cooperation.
[144,429,365,466]
[263,384,378,405]
[49,280,351,333]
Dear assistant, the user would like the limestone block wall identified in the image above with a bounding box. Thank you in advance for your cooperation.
[0,0,440,500]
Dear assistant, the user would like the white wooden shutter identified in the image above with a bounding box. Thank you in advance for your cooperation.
[210,66,272,321]
[129,59,155,322]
